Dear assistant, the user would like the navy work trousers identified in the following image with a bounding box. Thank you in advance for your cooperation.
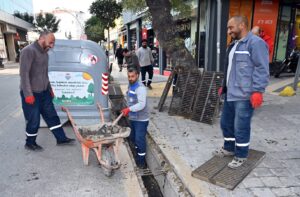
[220,98,254,158]
[140,65,153,86]
[20,89,67,145]
[129,120,149,166]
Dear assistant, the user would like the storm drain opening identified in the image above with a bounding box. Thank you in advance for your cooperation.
[109,83,164,197]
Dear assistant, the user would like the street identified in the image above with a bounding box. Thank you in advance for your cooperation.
[0,65,144,197]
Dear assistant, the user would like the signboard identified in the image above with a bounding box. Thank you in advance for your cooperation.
[49,71,95,106]
[142,28,148,40]
[252,0,279,61]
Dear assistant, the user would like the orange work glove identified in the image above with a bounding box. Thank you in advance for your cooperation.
[50,88,55,98]
[250,92,263,109]
[25,96,35,105]
[121,107,130,117]
[218,87,223,96]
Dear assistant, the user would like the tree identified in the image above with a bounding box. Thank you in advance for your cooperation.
[122,0,195,71]
[87,83,94,96]
[13,11,34,24]
[85,16,106,43]
[34,13,60,33]
[89,0,122,50]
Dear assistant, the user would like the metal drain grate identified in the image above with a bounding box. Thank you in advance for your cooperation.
[191,72,223,124]
[178,69,202,118]
[192,149,265,190]
[158,70,176,112]
[168,69,189,115]
[109,84,124,99]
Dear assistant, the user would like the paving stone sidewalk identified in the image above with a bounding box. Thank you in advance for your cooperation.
[147,91,300,197]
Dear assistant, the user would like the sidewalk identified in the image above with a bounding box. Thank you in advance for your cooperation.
[112,63,300,196]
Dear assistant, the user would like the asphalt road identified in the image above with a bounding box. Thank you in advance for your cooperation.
[0,66,143,197]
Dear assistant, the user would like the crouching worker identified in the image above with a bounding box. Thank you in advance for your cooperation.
[20,31,75,151]
[121,66,149,168]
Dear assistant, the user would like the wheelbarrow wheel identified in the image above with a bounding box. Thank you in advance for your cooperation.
[103,167,113,177]
[101,145,115,177]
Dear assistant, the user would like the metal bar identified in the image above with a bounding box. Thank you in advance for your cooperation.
[158,70,176,112]
[293,56,300,91]
[200,72,215,122]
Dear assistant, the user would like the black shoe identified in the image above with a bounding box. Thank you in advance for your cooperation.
[25,143,44,151]
[119,69,122,72]
[57,138,76,145]
[147,84,153,90]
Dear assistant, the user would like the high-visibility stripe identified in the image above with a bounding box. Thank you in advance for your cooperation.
[141,80,146,82]
[102,86,108,91]
[102,90,108,95]
[235,51,250,56]
[49,124,62,131]
[236,142,250,147]
[224,137,235,141]
[129,90,136,94]
[26,132,37,137]
[138,152,146,156]
[148,79,152,81]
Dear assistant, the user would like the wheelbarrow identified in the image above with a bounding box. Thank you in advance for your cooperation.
[62,104,130,177]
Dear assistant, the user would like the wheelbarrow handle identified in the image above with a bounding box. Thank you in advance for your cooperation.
[112,113,124,127]
[96,103,105,124]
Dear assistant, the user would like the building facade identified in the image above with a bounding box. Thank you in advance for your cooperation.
[51,8,86,40]
[118,0,300,74]
[0,0,33,62]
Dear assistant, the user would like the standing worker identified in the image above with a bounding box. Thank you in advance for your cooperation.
[136,39,154,89]
[122,48,140,71]
[215,16,269,168]
[20,31,75,151]
[121,66,149,168]
[115,44,124,72]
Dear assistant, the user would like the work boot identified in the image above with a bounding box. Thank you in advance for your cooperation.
[25,143,44,152]
[57,137,76,145]
[213,147,234,157]
[147,84,153,90]
[228,157,247,169]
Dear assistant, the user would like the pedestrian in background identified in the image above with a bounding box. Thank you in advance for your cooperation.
[121,66,149,168]
[251,26,274,54]
[122,48,140,71]
[215,16,269,168]
[115,44,124,72]
[20,31,75,151]
[136,39,154,89]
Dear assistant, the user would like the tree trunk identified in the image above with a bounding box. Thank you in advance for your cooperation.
[145,0,196,71]
[107,28,110,51]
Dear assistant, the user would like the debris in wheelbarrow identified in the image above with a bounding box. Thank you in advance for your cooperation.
[61,104,130,177]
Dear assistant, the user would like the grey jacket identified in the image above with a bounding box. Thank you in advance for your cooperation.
[125,52,140,71]
[126,81,149,121]
[19,41,50,97]
[222,32,269,101]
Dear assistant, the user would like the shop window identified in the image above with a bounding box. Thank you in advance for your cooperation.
[274,6,292,61]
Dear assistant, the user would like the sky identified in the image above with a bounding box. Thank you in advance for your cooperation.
[32,0,95,15]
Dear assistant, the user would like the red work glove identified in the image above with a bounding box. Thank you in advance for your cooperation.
[50,88,55,98]
[218,87,223,96]
[250,92,263,109]
[25,96,35,105]
[121,107,130,117]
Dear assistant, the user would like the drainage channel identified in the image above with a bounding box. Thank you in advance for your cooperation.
[109,82,191,197]
[127,140,164,197]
